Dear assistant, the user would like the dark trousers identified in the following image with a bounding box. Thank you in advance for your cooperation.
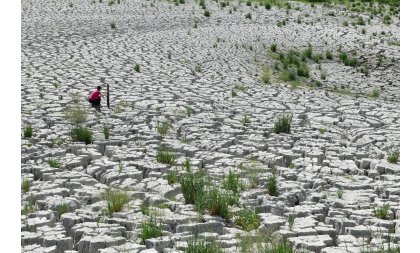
[89,98,101,107]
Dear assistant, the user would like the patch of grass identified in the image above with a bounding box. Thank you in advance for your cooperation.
[387,149,400,164]
[235,209,260,231]
[141,219,162,243]
[102,188,130,215]
[374,203,390,220]
[241,115,251,126]
[267,176,278,196]
[21,197,37,215]
[222,170,242,193]
[259,240,294,253]
[103,125,110,140]
[337,188,344,199]
[167,170,178,185]
[273,115,292,134]
[326,50,333,60]
[65,104,87,125]
[156,148,176,165]
[196,188,231,220]
[70,126,93,144]
[302,46,313,60]
[204,10,210,17]
[261,66,273,84]
[319,128,327,134]
[156,121,170,136]
[180,171,205,204]
[48,159,62,168]
[23,125,33,138]
[22,178,30,193]
[186,239,223,253]
[57,202,70,219]
[371,88,381,98]
[134,63,140,72]
[288,211,296,230]
[183,158,191,172]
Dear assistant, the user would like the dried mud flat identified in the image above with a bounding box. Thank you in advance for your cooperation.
[21,0,400,252]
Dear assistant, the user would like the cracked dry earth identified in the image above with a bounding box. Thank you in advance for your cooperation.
[21,0,400,253]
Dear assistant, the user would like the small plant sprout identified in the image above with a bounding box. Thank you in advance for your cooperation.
[267,176,278,196]
[241,115,250,126]
[288,211,296,229]
[337,188,344,199]
[23,125,33,138]
[134,63,140,72]
[374,203,390,219]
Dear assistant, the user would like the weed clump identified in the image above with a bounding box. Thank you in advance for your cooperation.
[235,209,260,231]
[48,159,62,168]
[180,171,205,204]
[134,63,140,72]
[273,115,292,134]
[57,202,70,219]
[374,203,390,219]
[102,188,129,215]
[222,170,242,194]
[22,178,30,193]
[204,10,210,17]
[267,176,278,196]
[141,219,162,243]
[23,125,33,138]
[65,104,87,125]
[70,127,93,144]
[186,239,223,253]
[156,148,176,165]
[387,149,400,164]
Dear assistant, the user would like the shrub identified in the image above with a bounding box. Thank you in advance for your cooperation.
[141,219,162,243]
[222,170,242,193]
[65,104,87,125]
[102,188,130,215]
[134,63,140,72]
[70,127,93,144]
[186,239,223,253]
[273,115,292,134]
[156,148,176,165]
[387,149,400,164]
[204,10,210,17]
[103,125,110,139]
[110,21,116,29]
[180,172,205,204]
[48,159,62,168]
[267,176,278,196]
[23,125,33,138]
[245,13,252,19]
[235,209,260,231]
[22,178,30,193]
[57,202,70,218]
[371,88,381,98]
[374,203,390,219]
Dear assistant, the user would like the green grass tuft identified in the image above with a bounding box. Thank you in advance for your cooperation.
[102,188,130,215]
[23,125,33,138]
[273,115,292,134]
[70,126,93,144]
